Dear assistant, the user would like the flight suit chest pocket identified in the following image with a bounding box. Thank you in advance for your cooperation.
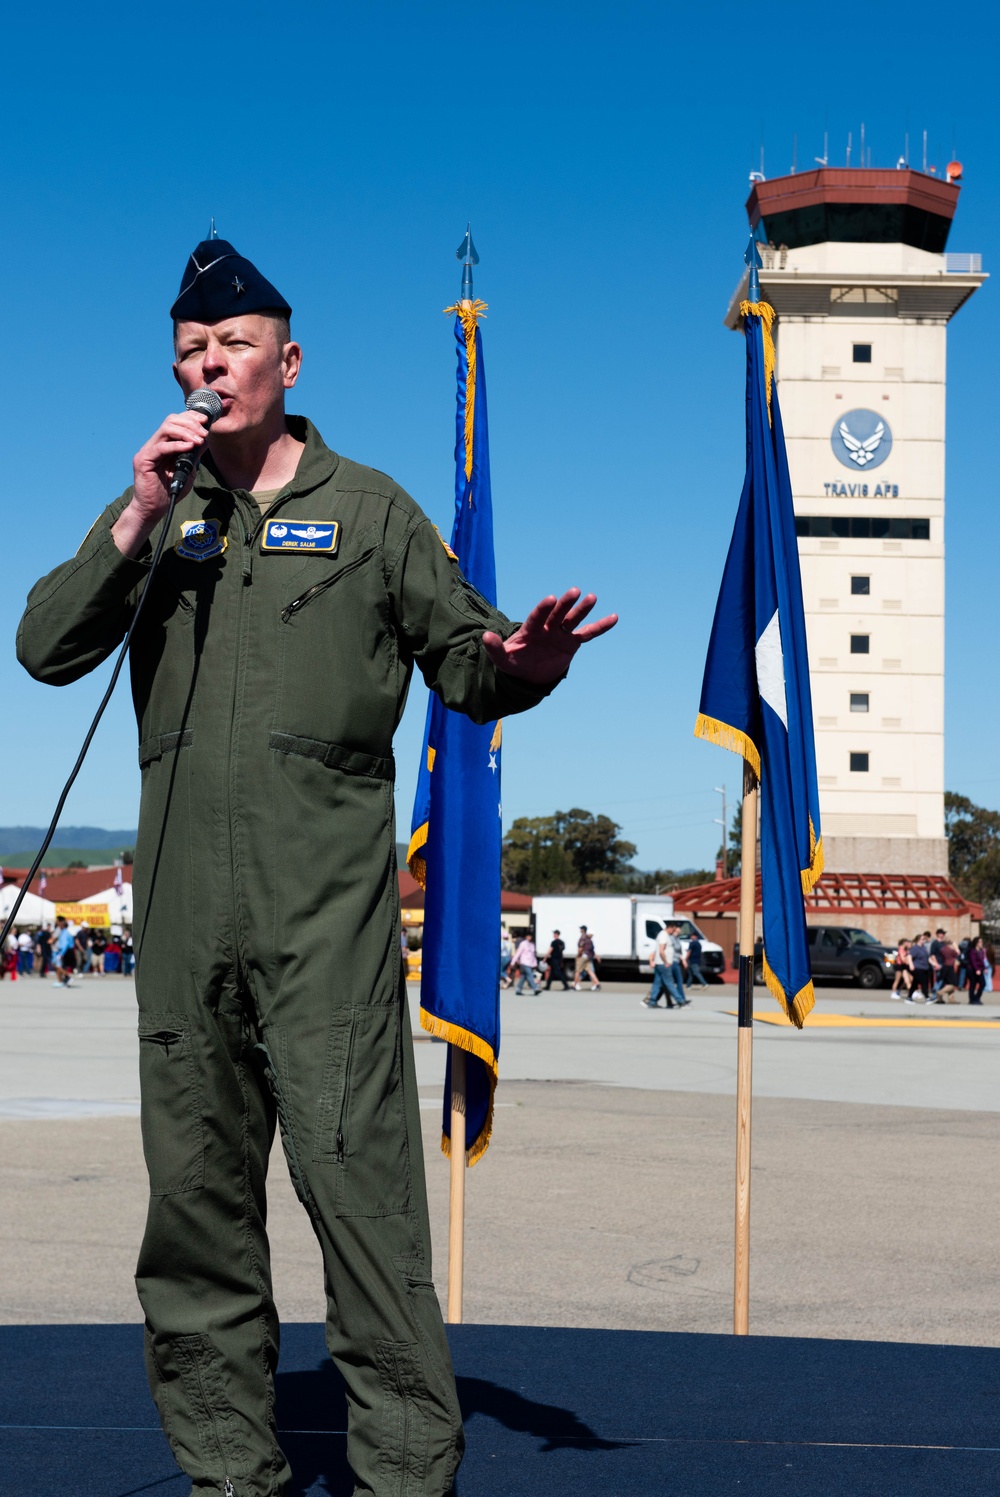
[138,1013,205,1195]
[312,1007,411,1217]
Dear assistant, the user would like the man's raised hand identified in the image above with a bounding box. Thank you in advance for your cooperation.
[132,410,212,521]
[111,410,210,559]
[482,587,618,685]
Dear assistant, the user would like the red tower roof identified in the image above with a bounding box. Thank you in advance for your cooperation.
[747,167,960,253]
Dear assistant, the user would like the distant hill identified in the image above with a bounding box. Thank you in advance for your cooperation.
[0,848,131,869]
[3,832,411,870]
[0,827,137,859]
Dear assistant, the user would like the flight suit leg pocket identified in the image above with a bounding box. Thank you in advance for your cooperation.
[312,1006,411,1217]
[138,1012,205,1195]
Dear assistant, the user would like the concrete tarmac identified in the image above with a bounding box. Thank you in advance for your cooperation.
[1,975,998,1344]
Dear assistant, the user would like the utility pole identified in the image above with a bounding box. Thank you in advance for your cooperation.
[714,785,729,878]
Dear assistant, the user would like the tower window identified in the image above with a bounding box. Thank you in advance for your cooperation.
[850,575,870,595]
[850,693,869,712]
[850,752,870,772]
[853,344,872,363]
[795,517,930,540]
[850,635,870,654]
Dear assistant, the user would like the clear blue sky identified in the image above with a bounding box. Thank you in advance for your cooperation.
[2,0,998,870]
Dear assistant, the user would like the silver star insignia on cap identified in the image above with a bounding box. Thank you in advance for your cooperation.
[233,276,245,295]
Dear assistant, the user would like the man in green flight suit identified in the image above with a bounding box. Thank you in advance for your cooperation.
[16,237,617,1497]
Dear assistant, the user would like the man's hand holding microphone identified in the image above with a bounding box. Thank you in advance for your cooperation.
[112,390,223,559]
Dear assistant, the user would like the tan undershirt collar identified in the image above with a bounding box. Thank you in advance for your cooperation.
[250,487,283,516]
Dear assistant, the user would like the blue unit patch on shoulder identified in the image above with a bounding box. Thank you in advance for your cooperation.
[175,518,227,561]
[261,519,341,553]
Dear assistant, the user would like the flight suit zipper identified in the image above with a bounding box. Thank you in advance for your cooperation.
[225,502,258,979]
[280,548,378,623]
[335,1013,357,1165]
[388,1345,411,1486]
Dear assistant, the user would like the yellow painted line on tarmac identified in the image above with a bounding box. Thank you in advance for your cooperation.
[724,1010,1000,1030]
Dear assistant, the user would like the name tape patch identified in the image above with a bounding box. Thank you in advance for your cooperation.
[262,519,341,554]
[175,518,227,562]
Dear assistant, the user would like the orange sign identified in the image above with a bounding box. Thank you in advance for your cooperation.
[55,902,111,928]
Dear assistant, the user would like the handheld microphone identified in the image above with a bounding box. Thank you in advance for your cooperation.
[169,388,225,497]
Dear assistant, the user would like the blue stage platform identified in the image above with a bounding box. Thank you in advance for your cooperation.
[1,1323,998,1495]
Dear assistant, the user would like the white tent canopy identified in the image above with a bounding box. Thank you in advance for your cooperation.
[84,884,134,924]
[0,886,56,926]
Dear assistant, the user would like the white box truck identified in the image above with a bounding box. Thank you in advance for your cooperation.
[530,893,726,981]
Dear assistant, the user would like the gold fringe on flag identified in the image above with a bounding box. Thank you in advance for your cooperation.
[444,298,488,485]
[740,299,776,423]
[761,950,815,1029]
[801,817,824,895]
[489,720,503,752]
[693,712,761,781]
[419,1007,498,1165]
[406,828,428,889]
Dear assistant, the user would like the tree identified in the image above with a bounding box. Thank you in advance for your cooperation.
[945,792,1000,905]
[502,817,569,892]
[502,809,637,892]
[559,807,637,886]
[621,867,714,893]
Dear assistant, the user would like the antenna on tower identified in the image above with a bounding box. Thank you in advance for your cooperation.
[860,122,865,168]
[923,130,928,173]
[815,129,828,167]
[846,131,852,168]
[791,132,797,174]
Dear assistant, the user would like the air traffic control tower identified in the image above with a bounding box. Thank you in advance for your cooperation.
[725,167,985,876]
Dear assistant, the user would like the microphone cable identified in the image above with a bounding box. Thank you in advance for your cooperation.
[0,389,223,948]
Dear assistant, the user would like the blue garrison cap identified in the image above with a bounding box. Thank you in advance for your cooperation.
[170,237,292,323]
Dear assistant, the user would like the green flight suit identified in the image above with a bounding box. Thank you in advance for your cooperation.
[17,417,552,1496]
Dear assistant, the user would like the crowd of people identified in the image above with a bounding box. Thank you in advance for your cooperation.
[0,921,134,984]
[494,919,996,1011]
[500,924,604,993]
[498,920,710,1007]
[888,929,992,1005]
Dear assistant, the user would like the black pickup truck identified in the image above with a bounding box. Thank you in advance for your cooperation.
[753,925,896,989]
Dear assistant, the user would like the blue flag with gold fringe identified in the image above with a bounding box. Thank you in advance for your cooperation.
[408,296,502,1162]
[695,294,823,1027]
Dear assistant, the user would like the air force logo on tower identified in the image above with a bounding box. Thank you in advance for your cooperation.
[831,409,893,471]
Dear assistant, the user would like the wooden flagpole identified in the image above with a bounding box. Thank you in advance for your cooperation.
[447,1045,467,1323]
[734,758,758,1335]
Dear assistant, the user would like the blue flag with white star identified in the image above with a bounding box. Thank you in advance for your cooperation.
[695,297,823,1027]
[408,297,502,1162]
